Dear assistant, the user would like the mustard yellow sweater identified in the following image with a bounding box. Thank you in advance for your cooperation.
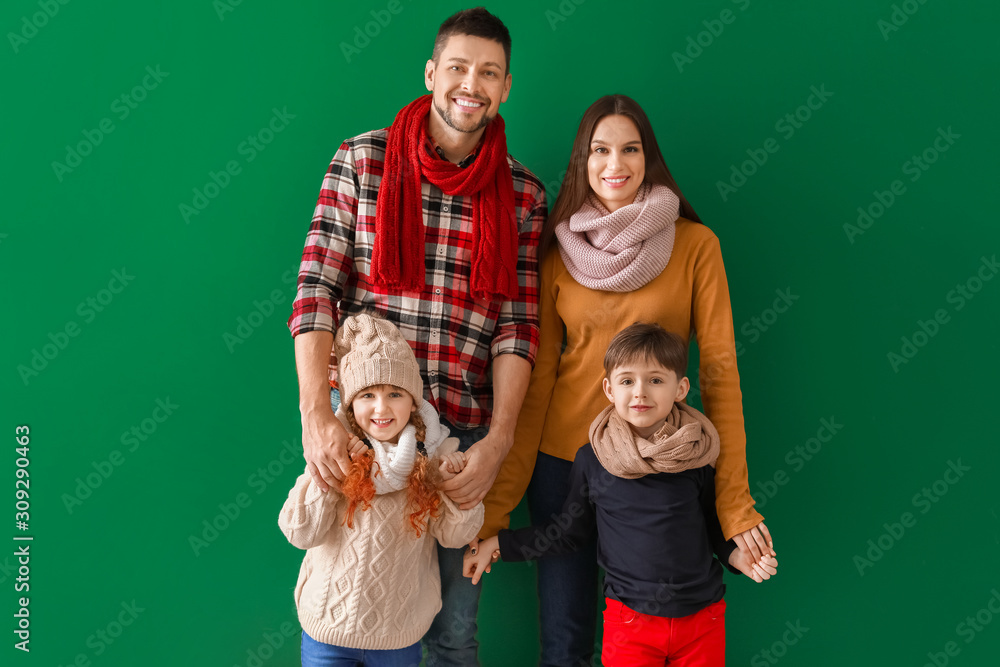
[482,218,763,540]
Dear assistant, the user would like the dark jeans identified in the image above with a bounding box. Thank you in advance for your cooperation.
[527,451,600,667]
[423,417,489,667]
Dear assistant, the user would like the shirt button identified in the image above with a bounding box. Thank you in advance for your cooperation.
[442,205,450,213]
[435,288,442,294]
[438,247,445,255]
[430,331,438,338]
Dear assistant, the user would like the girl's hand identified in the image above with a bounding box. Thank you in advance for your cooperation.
[438,452,468,481]
[463,535,500,585]
[729,548,778,583]
[347,435,368,461]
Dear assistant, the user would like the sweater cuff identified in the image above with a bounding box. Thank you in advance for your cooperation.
[496,529,524,563]
[719,538,742,575]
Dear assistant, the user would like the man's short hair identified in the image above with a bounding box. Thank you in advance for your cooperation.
[432,7,512,72]
[603,322,688,379]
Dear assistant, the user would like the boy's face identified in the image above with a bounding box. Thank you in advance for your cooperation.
[602,360,690,439]
[352,385,416,444]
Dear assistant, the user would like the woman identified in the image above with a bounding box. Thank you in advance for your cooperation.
[480,95,773,665]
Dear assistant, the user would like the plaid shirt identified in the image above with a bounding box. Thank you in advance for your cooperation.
[288,128,546,429]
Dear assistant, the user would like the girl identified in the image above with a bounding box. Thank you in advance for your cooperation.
[480,95,776,664]
[279,313,482,666]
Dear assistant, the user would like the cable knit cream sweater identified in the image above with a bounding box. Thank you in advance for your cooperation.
[278,438,483,650]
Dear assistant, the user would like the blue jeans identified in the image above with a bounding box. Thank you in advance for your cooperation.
[423,418,489,667]
[301,632,422,666]
[527,451,600,667]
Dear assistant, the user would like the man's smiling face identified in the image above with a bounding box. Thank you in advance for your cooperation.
[425,33,511,135]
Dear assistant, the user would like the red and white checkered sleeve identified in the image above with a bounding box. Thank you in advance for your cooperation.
[287,141,359,337]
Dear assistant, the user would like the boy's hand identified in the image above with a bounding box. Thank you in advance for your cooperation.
[733,521,775,561]
[463,535,500,585]
[729,548,778,583]
[438,452,468,481]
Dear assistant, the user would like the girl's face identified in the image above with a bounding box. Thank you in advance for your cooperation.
[351,385,416,443]
[587,114,646,213]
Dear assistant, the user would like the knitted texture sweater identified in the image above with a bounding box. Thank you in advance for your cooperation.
[279,440,483,650]
[482,218,763,540]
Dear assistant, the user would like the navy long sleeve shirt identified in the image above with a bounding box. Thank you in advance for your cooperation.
[498,444,739,618]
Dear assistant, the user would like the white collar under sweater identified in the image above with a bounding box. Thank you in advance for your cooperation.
[336,400,451,494]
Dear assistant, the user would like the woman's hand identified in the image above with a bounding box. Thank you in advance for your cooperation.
[733,521,774,562]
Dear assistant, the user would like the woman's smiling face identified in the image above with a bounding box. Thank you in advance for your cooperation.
[587,114,645,212]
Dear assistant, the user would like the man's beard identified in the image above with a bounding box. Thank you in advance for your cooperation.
[433,98,493,134]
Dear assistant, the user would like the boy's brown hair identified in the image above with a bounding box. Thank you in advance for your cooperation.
[603,322,688,379]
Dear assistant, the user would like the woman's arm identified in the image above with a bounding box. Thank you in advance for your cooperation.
[690,232,765,541]
[479,252,565,538]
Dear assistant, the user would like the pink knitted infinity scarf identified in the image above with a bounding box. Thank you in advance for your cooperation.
[555,183,680,292]
[588,402,720,479]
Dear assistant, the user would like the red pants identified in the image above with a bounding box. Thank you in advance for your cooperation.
[601,597,726,666]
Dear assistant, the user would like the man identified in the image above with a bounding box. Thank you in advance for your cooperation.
[287,7,545,665]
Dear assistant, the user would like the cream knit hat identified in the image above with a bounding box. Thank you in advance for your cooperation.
[334,313,423,410]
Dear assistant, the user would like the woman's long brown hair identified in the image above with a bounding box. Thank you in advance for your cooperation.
[542,94,702,258]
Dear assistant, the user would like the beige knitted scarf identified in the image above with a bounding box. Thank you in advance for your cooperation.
[555,183,680,292]
[588,403,720,478]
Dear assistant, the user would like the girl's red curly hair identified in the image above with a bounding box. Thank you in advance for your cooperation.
[340,400,442,536]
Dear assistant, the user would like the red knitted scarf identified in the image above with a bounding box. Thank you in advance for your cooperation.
[371,95,519,301]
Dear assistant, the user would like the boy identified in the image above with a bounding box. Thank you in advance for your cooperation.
[464,322,777,666]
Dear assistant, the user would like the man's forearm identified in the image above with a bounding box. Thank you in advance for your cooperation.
[295,330,335,414]
[488,353,532,456]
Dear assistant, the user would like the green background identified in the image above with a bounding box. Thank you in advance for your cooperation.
[3,0,999,664]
